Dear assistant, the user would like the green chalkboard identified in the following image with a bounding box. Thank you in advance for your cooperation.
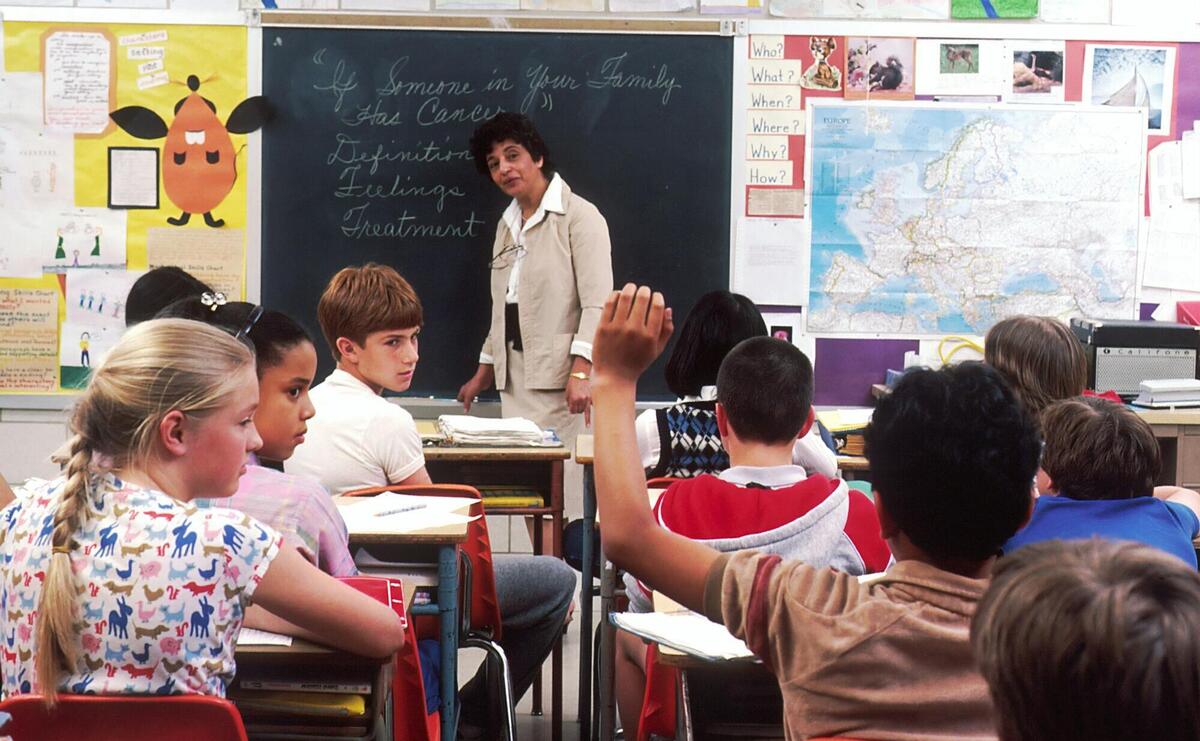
[262,27,732,398]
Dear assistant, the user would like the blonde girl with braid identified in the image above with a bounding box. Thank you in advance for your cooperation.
[1,319,404,703]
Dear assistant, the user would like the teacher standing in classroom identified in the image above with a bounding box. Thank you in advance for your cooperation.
[457,112,612,513]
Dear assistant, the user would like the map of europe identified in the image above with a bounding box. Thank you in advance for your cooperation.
[806,102,1144,334]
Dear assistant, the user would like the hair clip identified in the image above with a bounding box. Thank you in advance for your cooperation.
[200,292,228,312]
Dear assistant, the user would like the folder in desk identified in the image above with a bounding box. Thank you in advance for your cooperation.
[234,690,367,718]
[611,611,754,662]
[336,492,477,536]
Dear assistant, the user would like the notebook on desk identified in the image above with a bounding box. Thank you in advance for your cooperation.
[335,492,478,537]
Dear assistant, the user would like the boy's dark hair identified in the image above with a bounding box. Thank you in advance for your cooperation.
[157,298,311,379]
[665,290,767,398]
[317,263,423,362]
[125,266,213,326]
[469,112,555,179]
[865,362,1040,562]
[1041,397,1160,501]
[972,539,1200,741]
[716,337,813,445]
[984,315,1086,420]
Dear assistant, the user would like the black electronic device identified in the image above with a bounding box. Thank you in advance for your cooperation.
[1070,318,1200,398]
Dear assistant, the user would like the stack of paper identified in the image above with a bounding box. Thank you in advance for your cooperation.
[1132,379,1200,408]
[437,415,557,446]
[335,493,478,536]
[815,408,873,433]
[610,611,754,662]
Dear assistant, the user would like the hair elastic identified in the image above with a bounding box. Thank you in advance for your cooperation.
[200,292,228,312]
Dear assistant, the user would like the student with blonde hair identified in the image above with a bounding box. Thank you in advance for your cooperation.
[1,319,404,702]
[984,315,1086,420]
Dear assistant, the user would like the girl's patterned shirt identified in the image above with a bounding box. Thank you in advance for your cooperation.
[0,475,282,697]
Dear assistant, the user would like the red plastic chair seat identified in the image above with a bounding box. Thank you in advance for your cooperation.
[0,694,248,741]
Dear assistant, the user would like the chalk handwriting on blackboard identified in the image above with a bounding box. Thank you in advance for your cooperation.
[311,49,683,242]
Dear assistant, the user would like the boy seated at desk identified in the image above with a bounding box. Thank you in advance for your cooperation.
[592,284,1041,740]
[615,336,890,735]
[1003,396,1200,567]
[286,263,575,736]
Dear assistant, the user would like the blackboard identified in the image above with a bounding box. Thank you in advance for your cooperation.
[261,27,732,399]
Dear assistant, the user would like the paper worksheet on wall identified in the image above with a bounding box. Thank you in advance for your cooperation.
[0,73,76,278]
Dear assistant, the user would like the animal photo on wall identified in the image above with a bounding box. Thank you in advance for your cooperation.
[802,36,843,90]
[110,75,272,228]
[846,36,915,100]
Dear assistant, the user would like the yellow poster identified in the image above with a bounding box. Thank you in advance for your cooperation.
[0,278,61,393]
[1,22,252,393]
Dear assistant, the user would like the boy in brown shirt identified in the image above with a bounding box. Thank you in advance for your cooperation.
[590,285,1041,740]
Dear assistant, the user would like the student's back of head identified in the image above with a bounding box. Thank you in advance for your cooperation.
[317,263,423,362]
[973,539,1200,741]
[125,266,213,326]
[1041,396,1160,500]
[158,297,313,379]
[665,290,767,398]
[716,336,813,445]
[984,315,1086,420]
[865,362,1040,564]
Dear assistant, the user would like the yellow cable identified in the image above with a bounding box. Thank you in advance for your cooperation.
[937,336,985,365]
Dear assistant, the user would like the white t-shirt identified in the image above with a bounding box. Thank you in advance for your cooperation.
[634,387,838,478]
[285,369,426,496]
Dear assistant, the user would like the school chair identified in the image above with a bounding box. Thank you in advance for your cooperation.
[339,575,439,741]
[0,694,248,741]
[343,483,517,741]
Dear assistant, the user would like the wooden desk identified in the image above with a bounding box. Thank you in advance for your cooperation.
[233,638,393,740]
[418,439,570,737]
[341,514,467,741]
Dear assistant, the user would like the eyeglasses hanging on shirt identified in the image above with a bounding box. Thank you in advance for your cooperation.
[489,242,527,271]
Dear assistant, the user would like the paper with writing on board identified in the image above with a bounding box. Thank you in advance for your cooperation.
[341,0,431,8]
[746,161,794,186]
[749,36,785,60]
[59,321,121,390]
[747,85,803,110]
[42,30,114,134]
[770,0,947,17]
[914,39,1007,97]
[733,217,808,305]
[36,209,127,274]
[609,0,694,10]
[747,187,805,218]
[748,60,805,87]
[65,269,144,331]
[747,110,804,136]
[1111,0,1199,25]
[1038,0,1108,22]
[1144,141,1200,292]
[108,147,160,209]
[700,0,762,14]
[0,287,59,393]
[78,0,168,7]
[523,0,606,10]
[146,227,244,301]
[747,135,789,161]
[0,73,76,277]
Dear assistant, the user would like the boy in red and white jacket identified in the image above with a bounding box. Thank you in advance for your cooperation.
[616,336,890,734]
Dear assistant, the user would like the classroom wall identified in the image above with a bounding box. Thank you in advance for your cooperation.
[2,2,1199,482]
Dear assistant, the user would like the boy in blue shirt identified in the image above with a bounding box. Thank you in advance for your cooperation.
[1005,396,1200,566]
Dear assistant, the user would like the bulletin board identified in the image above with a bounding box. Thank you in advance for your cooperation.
[0,19,252,393]
[727,20,1200,405]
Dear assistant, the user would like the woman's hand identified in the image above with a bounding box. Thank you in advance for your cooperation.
[567,356,594,425]
[457,364,495,412]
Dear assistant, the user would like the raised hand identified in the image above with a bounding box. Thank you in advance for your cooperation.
[592,284,674,386]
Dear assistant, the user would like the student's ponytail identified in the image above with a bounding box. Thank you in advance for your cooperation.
[35,433,95,703]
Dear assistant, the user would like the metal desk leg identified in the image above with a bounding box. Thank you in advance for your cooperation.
[438,543,459,741]
[597,551,618,741]
[578,463,596,740]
